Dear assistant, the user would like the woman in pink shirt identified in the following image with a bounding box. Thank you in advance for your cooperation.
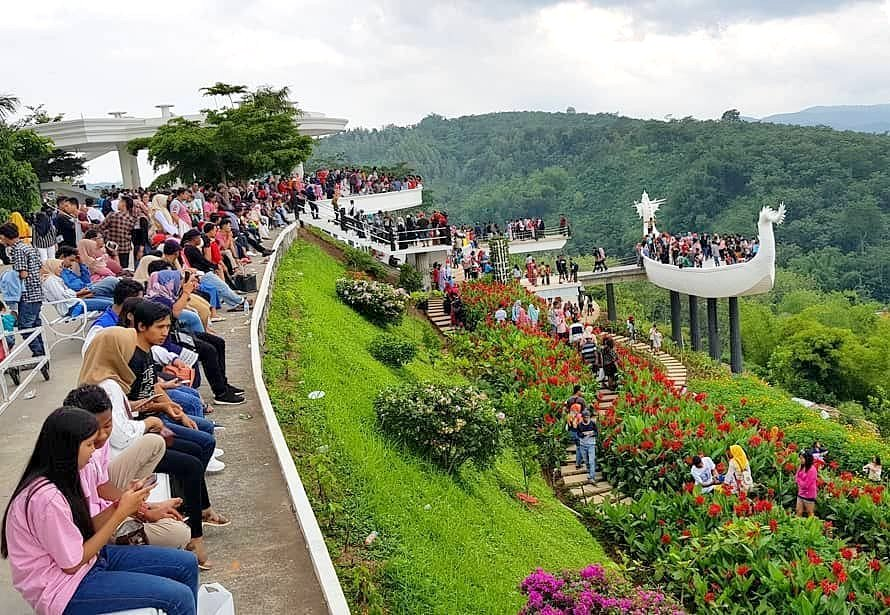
[2,407,198,615]
[796,451,818,517]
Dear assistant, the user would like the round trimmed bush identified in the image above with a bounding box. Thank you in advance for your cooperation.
[369,333,418,367]
[374,383,502,473]
[335,277,408,325]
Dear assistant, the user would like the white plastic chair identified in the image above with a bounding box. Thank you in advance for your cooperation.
[40,298,102,351]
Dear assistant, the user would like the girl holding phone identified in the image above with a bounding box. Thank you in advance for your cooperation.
[2,407,198,615]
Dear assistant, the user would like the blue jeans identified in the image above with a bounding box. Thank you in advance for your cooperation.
[88,276,119,298]
[571,432,582,466]
[579,439,596,480]
[63,544,198,615]
[177,309,205,334]
[199,272,242,308]
[68,297,113,317]
[167,386,205,419]
[17,300,45,356]
[160,415,215,467]
[198,283,221,309]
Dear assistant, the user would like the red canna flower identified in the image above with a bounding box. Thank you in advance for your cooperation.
[840,548,854,561]
[640,440,654,450]
[807,549,822,565]
[683,482,695,493]
[848,592,856,602]
[682,529,692,538]
[708,503,722,517]
[736,565,750,576]
[661,533,672,545]
[829,460,839,470]
[820,578,838,594]
[870,559,882,571]
[695,495,705,506]
[805,580,816,592]
[769,518,778,533]
[704,591,715,603]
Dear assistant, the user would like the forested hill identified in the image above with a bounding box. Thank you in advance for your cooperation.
[309,112,890,301]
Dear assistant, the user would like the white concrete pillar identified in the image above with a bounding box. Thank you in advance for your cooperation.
[294,161,304,179]
[117,144,142,189]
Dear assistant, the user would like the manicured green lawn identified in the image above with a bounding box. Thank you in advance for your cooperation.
[264,241,609,614]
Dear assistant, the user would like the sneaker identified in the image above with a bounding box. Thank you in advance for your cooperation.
[9,367,20,386]
[227,304,245,312]
[40,364,50,381]
[214,392,246,405]
[213,448,224,458]
[228,384,245,394]
[206,458,225,474]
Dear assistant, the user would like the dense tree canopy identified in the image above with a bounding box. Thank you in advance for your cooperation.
[310,111,890,301]
[130,84,313,186]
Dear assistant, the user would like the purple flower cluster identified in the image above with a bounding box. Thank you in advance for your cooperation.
[519,565,685,615]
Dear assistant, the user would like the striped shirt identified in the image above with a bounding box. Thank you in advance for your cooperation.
[9,241,43,303]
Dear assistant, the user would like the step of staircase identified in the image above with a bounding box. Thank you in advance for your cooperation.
[561,472,606,487]
[568,481,612,497]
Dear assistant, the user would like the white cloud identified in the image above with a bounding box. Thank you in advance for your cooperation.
[1,0,887,182]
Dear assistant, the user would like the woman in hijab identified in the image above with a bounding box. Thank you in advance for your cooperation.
[40,258,113,317]
[724,444,754,495]
[150,193,178,236]
[8,212,31,243]
[78,229,118,279]
[511,300,522,323]
[146,271,204,335]
[527,302,540,328]
[78,327,228,568]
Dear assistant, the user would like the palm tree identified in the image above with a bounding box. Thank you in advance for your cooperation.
[0,94,19,121]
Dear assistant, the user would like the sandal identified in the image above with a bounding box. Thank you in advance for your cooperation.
[202,510,231,527]
[187,539,213,570]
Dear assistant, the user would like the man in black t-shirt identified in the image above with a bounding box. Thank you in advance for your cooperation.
[577,410,599,482]
[54,198,78,248]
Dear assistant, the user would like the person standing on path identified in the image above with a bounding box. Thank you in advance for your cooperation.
[649,324,663,351]
[796,451,818,517]
[0,223,48,379]
[577,410,599,483]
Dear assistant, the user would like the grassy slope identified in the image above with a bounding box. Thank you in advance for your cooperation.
[264,241,608,614]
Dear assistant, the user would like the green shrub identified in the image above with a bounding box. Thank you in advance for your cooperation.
[335,277,408,325]
[398,263,424,292]
[368,333,418,367]
[343,245,387,279]
[374,383,502,473]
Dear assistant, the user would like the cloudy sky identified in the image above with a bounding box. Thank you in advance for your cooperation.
[3,0,890,182]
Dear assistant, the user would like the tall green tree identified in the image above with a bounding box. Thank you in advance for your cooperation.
[0,95,44,218]
[129,84,313,185]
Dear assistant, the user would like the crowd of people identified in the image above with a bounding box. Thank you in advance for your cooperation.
[637,230,760,268]
[0,176,306,615]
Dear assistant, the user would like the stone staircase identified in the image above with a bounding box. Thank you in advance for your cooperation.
[426,296,456,334]
[559,336,687,507]
[559,388,631,506]
[612,335,688,389]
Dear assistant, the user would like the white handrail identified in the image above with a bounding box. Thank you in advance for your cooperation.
[249,223,351,614]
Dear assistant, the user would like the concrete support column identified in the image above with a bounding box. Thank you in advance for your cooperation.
[707,298,720,361]
[729,296,743,374]
[117,144,141,189]
[670,290,682,347]
[689,295,701,351]
[605,283,617,322]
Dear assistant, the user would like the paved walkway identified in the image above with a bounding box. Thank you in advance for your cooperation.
[0,245,328,614]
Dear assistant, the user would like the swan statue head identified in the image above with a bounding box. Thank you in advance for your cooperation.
[758,202,786,227]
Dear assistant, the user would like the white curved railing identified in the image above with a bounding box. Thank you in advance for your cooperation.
[250,222,351,614]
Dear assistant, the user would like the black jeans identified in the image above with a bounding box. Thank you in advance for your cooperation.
[194,331,230,396]
[154,444,210,539]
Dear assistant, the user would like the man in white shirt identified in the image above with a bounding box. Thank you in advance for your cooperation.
[690,455,720,494]
[494,306,507,323]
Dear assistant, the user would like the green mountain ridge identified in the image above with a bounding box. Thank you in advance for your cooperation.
[309,111,890,301]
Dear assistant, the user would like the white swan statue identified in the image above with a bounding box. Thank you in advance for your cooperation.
[641,203,786,298]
